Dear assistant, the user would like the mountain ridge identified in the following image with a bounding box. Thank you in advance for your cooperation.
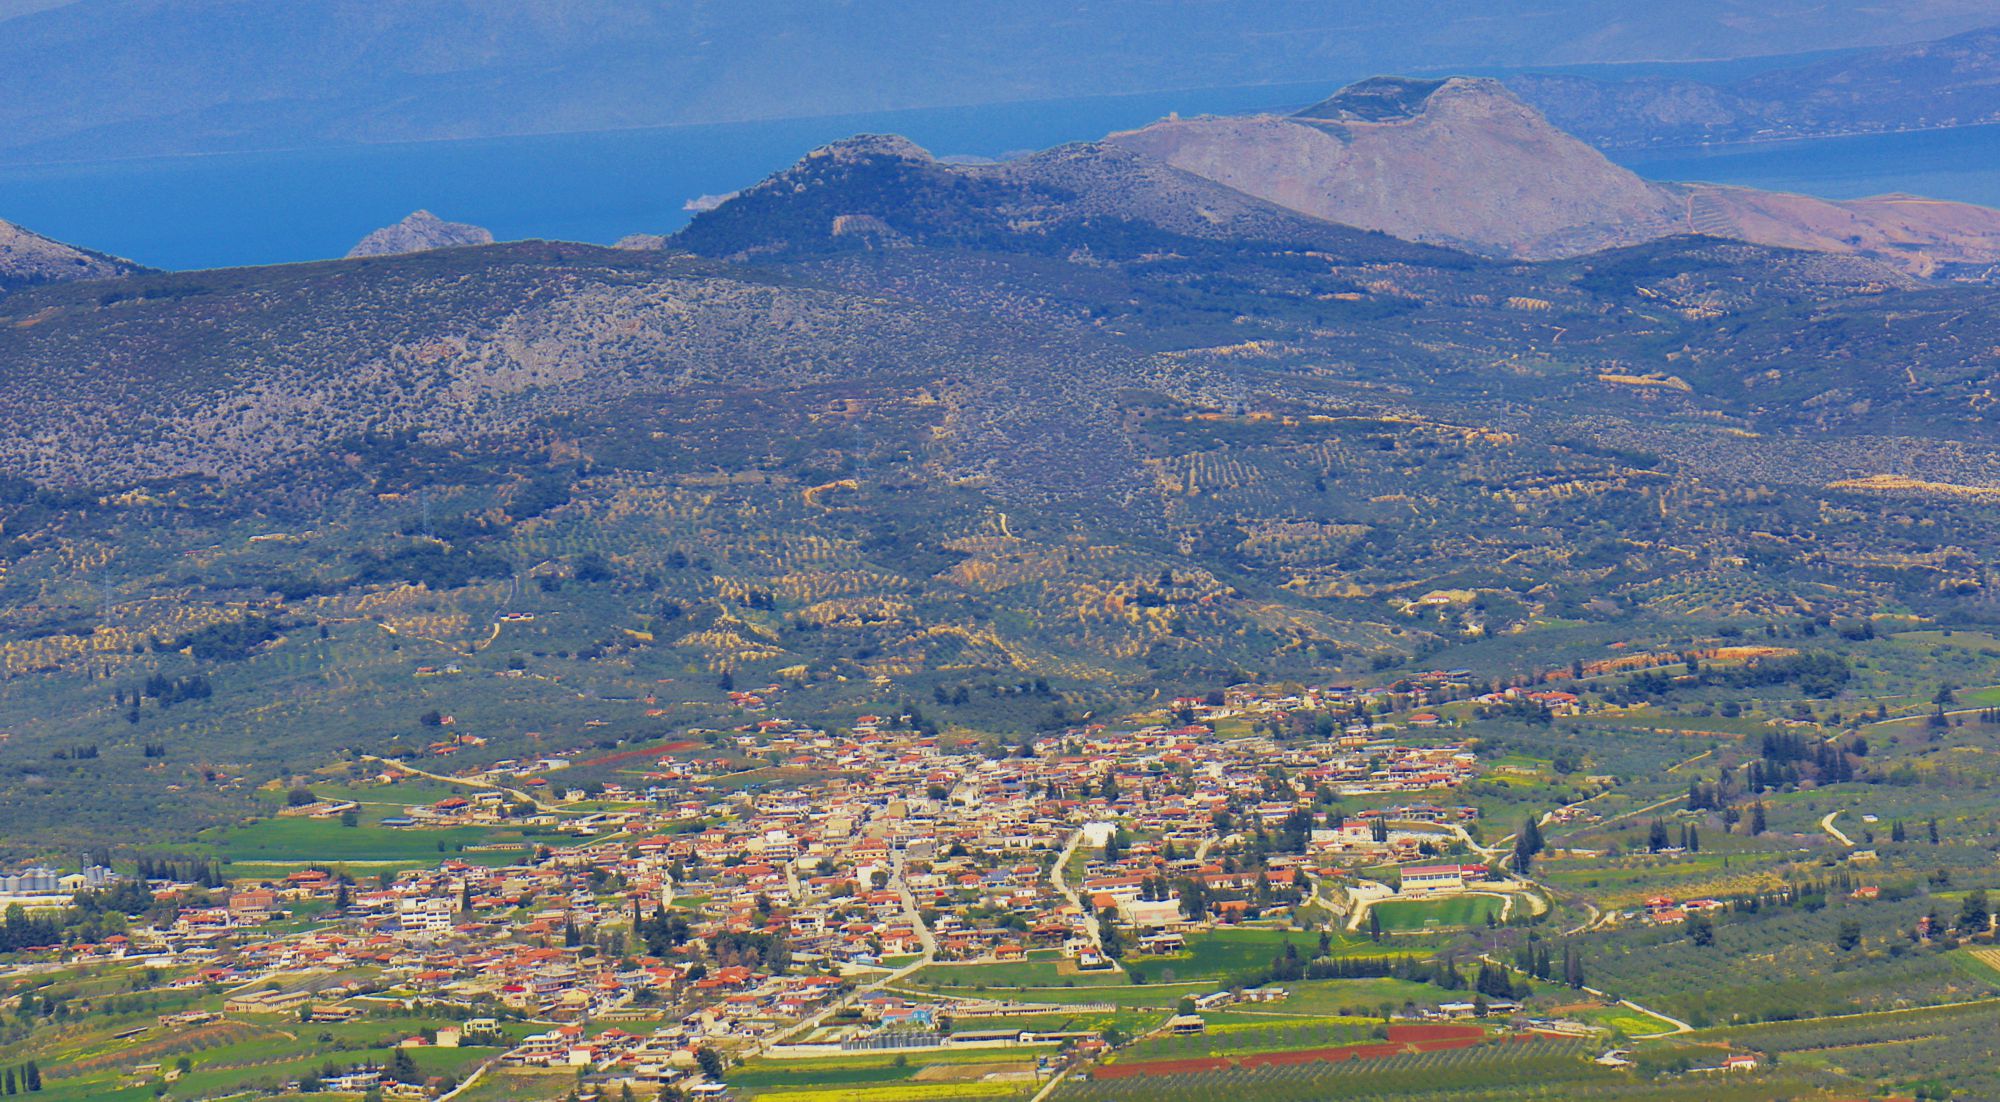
[0,1,1996,162]
[0,216,144,290]
[3,111,2000,852]
[1510,24,2000,150]
[1103,75,2000,277]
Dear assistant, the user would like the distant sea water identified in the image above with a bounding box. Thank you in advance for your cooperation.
[0,82,1345,272]
[1613,124,2000,210]
[2,67,1998,272]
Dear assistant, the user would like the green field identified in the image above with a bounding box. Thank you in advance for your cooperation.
[1126,928,1352,985]
[907,958,1133,991]
[1369,895,1504,932]
[203,815,538,868]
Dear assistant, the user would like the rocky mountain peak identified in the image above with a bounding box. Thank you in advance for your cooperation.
[803,133,935,165]
[345,210,494,259]
[0,217,142,290]
[1293,76,1452,122]
[1292,76,1535,125]
[1110,75,1680,260]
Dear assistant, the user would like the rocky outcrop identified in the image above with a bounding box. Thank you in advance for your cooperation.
[1105,75,2000,278]
[346,210,493,259]
[0,217,141,289]
[1109,77,1685,260]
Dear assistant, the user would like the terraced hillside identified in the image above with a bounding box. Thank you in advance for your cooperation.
[4,135,2000,853]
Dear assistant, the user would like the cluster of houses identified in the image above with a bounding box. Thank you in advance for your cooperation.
[27,681,1525,1095]
[1638,896,1728,926]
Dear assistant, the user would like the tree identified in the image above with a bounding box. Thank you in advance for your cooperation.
[1514,815,1544,873]
[1749,803,1767,836]
[694,1045,726,1081]
[1836,920,1862,952]
[1960,889,1991,934]
[388,1047,420,1083]
[21,1063,36,1093]
[1097,906,1125,960]
[1685,914,1715,947]
[1176,878,1208,921]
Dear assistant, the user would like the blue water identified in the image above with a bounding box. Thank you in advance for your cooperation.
[0,82,1347,272]
[3,70,1998,272]
[1613,124,2000,209]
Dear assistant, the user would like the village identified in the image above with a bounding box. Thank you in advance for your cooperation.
[15,674,1601,1097]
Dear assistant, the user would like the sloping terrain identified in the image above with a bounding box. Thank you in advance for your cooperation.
[1104,76,2000,277]
[347,209,495,258]
[1513,24,2000,150]
[0,240,1142,491]
[0,216,143,289]
[1111,78,1683,260]
[5,130,2000,852]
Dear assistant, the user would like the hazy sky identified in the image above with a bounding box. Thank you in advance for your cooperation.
[0,0,75,20]
[1,1,1997,162]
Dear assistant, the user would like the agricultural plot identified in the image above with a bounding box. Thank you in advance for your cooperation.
[1121,1019,1380,1062]
[731,1047,1044,1098]
[1575,894,2000,1026]
[1125,929,1359,985]
[1059,1036,1607,1102]
[203,816,538,869]
[1681,998,2000,1099]
[906,959,1133,991]
[1225,978,1447,1018]
[750,1082,1031,1102]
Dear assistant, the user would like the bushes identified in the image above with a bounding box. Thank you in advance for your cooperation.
[162,615,286,662]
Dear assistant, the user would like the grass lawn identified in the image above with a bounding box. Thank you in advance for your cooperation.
[733,1048,1044,1095]
[907,959,1129,990]
[1121,1017,1378,1061]
[1125,928,1349,985]
[1253,978,1444,1017]
[1571,1003,1675,1037]
[1004,983,1209,1009]
[937,1009,1152,1035]
[205,816,532,866]
[1369,895,1503,932]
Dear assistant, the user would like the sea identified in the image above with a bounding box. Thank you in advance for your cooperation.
[3,68,1998,273]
